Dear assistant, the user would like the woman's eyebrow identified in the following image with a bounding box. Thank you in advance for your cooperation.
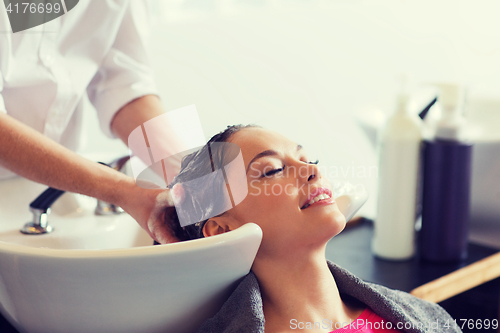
[246,150,277,173]
[246,145,303,173]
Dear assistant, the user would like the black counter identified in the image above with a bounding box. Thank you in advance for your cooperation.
[326,219,500,333]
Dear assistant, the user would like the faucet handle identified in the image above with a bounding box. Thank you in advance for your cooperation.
[99,155,131,172]
[29,187,65,212]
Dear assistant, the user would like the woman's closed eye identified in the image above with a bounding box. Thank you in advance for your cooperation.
[262,166,285,178]
[261,160,319,178]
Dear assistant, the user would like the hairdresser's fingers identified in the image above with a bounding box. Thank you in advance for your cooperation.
[148,214,179,244]
[147,187,184,244]
[150,222,179,244]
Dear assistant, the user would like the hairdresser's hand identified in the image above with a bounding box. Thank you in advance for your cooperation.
[119,182,184,244]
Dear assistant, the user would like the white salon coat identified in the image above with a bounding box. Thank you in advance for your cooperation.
[0,0,157,179]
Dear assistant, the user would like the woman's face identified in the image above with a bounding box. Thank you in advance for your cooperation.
[205,127,346,258]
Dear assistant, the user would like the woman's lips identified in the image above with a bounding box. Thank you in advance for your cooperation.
[301,187,334,209]
[302,197,335,209]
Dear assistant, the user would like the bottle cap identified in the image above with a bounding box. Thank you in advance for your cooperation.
[395,74,410,114]
[430,83,466,141]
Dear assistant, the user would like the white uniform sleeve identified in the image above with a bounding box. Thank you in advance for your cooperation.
[87,0,158,138]
[0,7,6,115]
[0,70,6,114]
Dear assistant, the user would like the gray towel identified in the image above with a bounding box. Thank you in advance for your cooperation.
[197,260,461,333]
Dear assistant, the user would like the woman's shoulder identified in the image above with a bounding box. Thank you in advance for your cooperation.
[326,260,462,333]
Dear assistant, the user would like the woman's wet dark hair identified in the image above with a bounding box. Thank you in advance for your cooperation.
[164,124,257,241]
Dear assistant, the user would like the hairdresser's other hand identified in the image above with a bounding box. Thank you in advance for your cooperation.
[119,182,184,244]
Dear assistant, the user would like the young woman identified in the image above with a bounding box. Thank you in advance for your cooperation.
[165,125,461,333]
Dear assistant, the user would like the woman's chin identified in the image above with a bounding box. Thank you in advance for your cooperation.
[312,216,346,244]
[328,211,347,237]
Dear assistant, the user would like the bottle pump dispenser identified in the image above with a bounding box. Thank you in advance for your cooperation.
[372,81,423,260]
[420,83,473,262]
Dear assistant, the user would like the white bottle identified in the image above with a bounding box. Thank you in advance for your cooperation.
[371,87,423,260]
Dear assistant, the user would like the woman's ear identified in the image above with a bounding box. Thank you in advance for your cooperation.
[203,219,231,237]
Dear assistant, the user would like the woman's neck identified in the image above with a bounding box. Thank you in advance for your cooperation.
[252,249,364,332]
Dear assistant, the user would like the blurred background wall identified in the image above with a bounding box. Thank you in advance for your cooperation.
[79,0,500,221]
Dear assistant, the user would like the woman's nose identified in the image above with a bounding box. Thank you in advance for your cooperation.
[301,162,319,183]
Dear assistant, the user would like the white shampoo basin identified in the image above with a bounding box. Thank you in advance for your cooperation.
[0,177,262,333]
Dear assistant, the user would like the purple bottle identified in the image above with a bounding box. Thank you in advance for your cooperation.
[420,84,473,262]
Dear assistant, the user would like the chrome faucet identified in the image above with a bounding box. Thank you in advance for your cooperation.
[21,187,64,234]
[94,156,130,216]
